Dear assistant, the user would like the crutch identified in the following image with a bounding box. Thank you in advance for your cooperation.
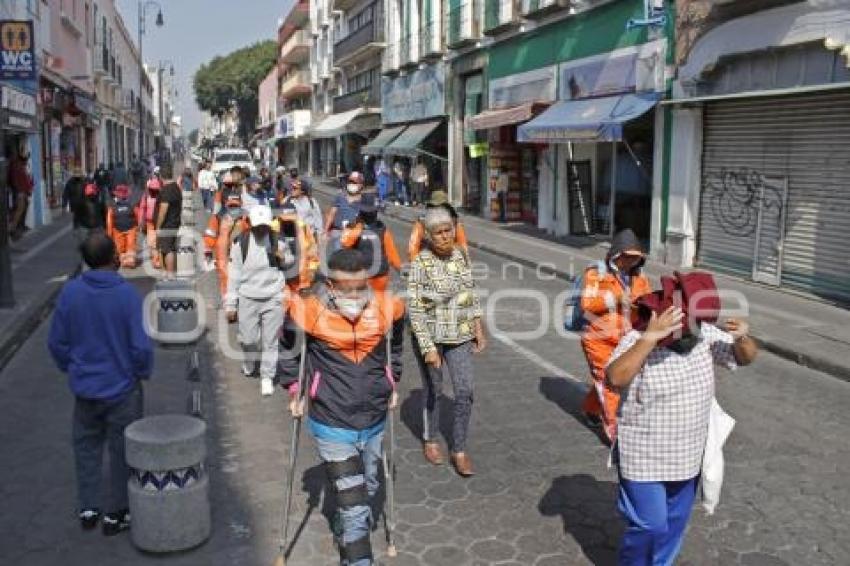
[272,337,308,566]
[383,330,398,557]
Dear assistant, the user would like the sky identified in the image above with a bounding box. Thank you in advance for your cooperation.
[116,0,294,133]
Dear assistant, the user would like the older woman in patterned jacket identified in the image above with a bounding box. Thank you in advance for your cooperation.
[408,207,487,477]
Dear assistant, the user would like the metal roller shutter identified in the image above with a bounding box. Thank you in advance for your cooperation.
[697,90,850,303]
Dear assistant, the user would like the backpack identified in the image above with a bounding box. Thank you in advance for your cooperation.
[355,223,390,278]
[564,260,608,331]
[113,198,137,232]
[633,271,721,348]
[239,231,283,271]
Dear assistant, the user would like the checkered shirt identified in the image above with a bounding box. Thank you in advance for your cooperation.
[608,323,737,482]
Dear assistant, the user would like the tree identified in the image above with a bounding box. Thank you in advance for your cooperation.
[187,128,200,147]
[193,40,278,143]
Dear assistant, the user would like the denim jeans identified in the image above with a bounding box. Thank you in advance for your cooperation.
[201,189,214,211]
[617,474,699,566]
[313,428,384,566]
[73,384,144,512]
[394,178,409,204]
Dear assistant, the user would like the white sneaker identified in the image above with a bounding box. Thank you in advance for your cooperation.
[261,378,274,396]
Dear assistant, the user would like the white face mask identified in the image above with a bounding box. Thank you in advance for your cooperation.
[346,183,361,195]
[332,293,370,321]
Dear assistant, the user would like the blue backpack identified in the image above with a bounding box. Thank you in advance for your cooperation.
[564,260,608,331]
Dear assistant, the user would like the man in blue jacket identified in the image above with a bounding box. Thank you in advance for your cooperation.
[48,231,154,536]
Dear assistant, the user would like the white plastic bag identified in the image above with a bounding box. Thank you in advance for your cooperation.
[701,398,736,515]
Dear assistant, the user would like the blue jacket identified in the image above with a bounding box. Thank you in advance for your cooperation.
[48,270,154,400]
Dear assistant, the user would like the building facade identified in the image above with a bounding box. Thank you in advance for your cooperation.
[666,0,850,303]
[277,0,312,173]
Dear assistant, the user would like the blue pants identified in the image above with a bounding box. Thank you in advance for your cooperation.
[376,174,390,201]
[393,178,409,204]
[617,475,699,566]
[73,384,144,513]
[313,427,384,566]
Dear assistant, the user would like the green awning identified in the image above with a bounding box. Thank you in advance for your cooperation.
[383,120,442,157]
[361,125,407,155]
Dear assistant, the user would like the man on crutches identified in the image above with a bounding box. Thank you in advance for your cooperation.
[279,248,405,566]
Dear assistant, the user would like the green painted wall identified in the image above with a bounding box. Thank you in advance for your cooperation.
[488,0,648,79]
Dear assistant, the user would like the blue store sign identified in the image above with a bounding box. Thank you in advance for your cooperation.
[381,63,445,125]
[0,20,36,80]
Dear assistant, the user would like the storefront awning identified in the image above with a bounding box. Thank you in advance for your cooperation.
[362,125,408,155]
[467,102,546,130]
[383,120,442,158]
[517,92,660,143]
[310,108,364,139]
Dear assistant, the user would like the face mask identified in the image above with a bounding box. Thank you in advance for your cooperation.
[346,183,361,195]
[226,207,242,219]
[335,297,369,321]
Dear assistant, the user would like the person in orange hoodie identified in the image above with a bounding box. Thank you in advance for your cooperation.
[580,228,651,444]
[273,203,320,292]
[137,176,162,269]
[106,185,139,269]
[408,190,468,261]
[339,199,402,292]
[204,190,249,300]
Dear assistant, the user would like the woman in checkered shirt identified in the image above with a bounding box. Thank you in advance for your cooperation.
[607,306,757,565]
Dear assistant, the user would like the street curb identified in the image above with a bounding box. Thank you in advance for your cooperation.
[0,276,70,374]
[315,184,850,383]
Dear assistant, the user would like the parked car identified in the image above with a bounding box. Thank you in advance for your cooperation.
[211,148,255,177]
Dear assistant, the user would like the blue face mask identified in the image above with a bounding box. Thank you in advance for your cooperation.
[226,207,243,219]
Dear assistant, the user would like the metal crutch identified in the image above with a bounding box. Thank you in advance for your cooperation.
[272,337,308,566]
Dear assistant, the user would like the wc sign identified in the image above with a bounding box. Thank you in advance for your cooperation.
[0,20,35,80]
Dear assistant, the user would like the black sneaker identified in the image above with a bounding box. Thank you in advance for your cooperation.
[79,508,100,530]
[102,509,130,536]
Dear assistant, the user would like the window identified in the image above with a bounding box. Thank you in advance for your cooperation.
[347,3,374,33]
[347,67,379,93]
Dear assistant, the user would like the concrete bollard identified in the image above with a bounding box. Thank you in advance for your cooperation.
[155,279,202,345]
[181,207,196,227]
[125,415,210,553]
[175,228,196,278]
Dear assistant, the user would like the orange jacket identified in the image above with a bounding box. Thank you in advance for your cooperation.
[580,267,651,347]
[274,212,320,291]
[408,219,469,261]
[340,222,403,272]
[204,211,249,254]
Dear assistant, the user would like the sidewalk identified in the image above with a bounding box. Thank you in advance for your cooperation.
[0,212,79,371]
[314,182,850,381]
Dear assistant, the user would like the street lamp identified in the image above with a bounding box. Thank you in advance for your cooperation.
[138,1,164,159]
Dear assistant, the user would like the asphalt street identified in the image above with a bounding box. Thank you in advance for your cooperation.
[0,204,847,565]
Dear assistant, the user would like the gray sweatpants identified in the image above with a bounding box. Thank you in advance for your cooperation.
[238,295,284,380]
[416,339,475,452]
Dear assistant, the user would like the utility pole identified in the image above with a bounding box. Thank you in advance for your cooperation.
[138,1,164,158]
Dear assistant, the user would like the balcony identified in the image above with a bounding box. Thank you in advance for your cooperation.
[447,1,481,48]
[484,0,520,35]
[60,9,84,38]
[419,17,443,59]
[281,30,312,64]
[333,0,361,12]
[382,42,399,75]
[281,70,312,99]
[94,48,109,78]
[520,0,568,19]
[282,0,310,29]
[333,19,385,66]
[333,82,380,113]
